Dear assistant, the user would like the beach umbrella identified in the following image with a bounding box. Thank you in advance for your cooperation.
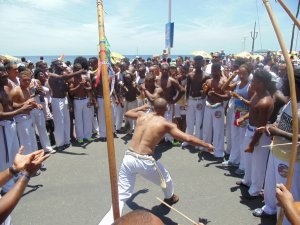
[252,54,264,61]
[0,55,21,62]
[234,51,252,59]
[110,52,125,64]
[192,50,212,59]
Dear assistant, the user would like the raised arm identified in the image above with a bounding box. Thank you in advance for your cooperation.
[124,104,149,120]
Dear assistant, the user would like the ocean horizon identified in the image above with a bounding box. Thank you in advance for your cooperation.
[18,54,194,65]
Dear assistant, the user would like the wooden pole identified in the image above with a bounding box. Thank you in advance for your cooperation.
[96,0,120,221]
[262,1,299,225]
[277,0,300,30]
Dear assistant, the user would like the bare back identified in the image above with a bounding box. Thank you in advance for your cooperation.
[129,113,169,155]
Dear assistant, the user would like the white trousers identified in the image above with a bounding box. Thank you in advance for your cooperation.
[186,98,205,139]
[242,126,271,196]
[262,152,300,225]
[15,114,37,154]
[225,103,234,154]
[30,108,52,151]
[124,100,138,130]
[228,111,247,166]
[164,104,174,142]
[203,104,225,157]
[0,120,19,193]
[99,152,174,225]
[114,100,125,131]
[97,98,115,138]
[73,98,93,140]
[52,97,70,147]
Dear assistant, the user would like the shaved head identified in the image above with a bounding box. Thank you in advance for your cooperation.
[112,210,164,225]
[153,98,167,115]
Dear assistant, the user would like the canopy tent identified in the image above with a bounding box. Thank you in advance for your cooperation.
[234,51,252,59]
[191,50,212,59]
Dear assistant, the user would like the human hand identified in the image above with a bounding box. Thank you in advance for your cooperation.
[37,104,43,110]
[244,145,254,153]
[141,104,150,111]
[208,88,215,97]
[230,91,240,99]
[13,146,50,176]
[207,144,214,152]
[236,117,244,127]
[276,183,294,209]
[20,102,34,114]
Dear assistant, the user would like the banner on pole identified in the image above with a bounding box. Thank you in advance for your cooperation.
[165,22,174,48]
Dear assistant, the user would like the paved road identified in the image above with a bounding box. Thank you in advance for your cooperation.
[12,133,277,225]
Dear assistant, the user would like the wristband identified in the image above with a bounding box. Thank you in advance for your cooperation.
[20,172,31,182]
[9,166,18,176]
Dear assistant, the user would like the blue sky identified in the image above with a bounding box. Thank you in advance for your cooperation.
[0,0,298,56]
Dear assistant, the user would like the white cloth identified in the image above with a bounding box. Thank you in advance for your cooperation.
[30,108,53,151]
[0,120,19,193]
[225,100,234,154]
[263,153,300,224]
[164,104,174,142]
[73,98,93,140]
[97,97,115,138]
[124,100,138,131]
[114,102,124,131]
[186,98,205,139]
[242,125,271,196]
[51,97,70,147]
[99,150,174,225]
[202,102,225,157]
[15,114,38,154]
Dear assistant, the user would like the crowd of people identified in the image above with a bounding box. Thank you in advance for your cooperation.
[0,50,299,224]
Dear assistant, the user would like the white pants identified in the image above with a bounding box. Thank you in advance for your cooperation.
[73,98,93,140]
[228,111,247,166]
[99,152,174,225]
[203,104,225,157]
[30,108,52,151]
[97,98,115,138]
[15,114,37,154]
[124,99,137,131]
[0,120,19,193]
[225,102,234,154]
[262,152,300,225]
[114,99,124,131]
[52,97,70,147]
[164,104,174,142]
[186,98,205,139]
[242,126,271,196]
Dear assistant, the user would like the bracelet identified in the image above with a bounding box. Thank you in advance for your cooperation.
[9,166,18,176]
[20,172,31,182]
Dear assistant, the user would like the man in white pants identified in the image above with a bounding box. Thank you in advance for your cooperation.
[236,70,274,199]
[202,63,229,158]
[98,98,214,225]
[31,71,55,154]
[252,69,300,224]
[182,56,208,148]
[68,64,93,143]
[156,64,184,143]
[48,60,84,150]
[0,66,33,195]
[93,72,115,141]
[11,71,39,155]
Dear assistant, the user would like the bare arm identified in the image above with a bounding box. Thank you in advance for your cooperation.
[185,75,191,100]
[167,123,214,151]
[124,104,149,120]
[171,79,184,103]
[48,69,85,80]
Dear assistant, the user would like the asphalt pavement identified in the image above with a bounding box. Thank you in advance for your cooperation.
[12,133,277,225]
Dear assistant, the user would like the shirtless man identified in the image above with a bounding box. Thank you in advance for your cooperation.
[92,71,115,142]
[68,63,94,143]
[5,62,19,89]
[202,62,229,158]
[236,70,274,199]
[141,74,163,105]
[48,60,84,151]
[182,56,209,148]
[11,70,40,154]
[99,98,214,225]
[156,64,184,143]
[0,66,33,195]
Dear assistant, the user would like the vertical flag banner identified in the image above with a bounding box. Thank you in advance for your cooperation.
[165,22,174,48]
